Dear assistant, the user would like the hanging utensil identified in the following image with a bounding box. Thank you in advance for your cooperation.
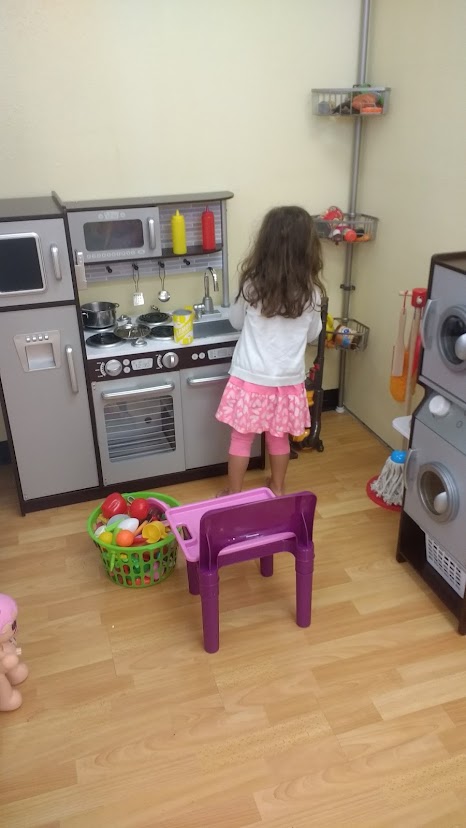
[132,263,144,306]
[158,261,170,303]
[392,292,407,376]
[390,289,426,406]
[390,291,408,402]
[404,288,427,417]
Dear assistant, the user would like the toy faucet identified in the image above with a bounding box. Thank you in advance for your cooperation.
[0,594,28,711]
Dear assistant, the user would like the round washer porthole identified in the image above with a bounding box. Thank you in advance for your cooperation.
[418,463,459,523]
[439,306,466,371]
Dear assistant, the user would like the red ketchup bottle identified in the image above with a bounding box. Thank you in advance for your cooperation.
[201,207,216,252]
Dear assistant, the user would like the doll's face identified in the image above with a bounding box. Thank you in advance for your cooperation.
[0,618,17,642]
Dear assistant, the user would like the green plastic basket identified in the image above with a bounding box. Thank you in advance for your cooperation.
[87,491,180,588]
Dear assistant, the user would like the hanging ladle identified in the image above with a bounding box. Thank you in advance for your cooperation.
[158,261,170,303]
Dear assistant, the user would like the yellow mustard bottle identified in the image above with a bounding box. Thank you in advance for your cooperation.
[171,209,187,255]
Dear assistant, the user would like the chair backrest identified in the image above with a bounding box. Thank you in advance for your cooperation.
[199,491,317,571]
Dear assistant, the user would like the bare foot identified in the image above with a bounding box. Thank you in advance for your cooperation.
[0,688,22,711]
[215,489,230,498]
[7,663,29,686]
[265,477,283,496]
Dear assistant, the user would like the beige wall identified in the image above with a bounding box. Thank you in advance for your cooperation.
[345,0,466,446]
[0,0,362,442]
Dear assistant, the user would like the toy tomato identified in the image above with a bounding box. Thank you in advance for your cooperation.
[101,492,127,519]
[115,529,134,547]
[129,498,149,521]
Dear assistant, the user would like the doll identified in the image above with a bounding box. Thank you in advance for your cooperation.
[0,594,28,711]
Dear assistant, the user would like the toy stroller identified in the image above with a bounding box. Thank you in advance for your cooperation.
[290,297,328,456]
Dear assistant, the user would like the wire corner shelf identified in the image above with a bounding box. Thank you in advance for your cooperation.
[312,212,378,244]
[312,86,390,117]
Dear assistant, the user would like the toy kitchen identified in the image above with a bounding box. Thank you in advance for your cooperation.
[0,191,263,514]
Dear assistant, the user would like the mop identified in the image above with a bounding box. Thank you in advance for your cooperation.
[369,450,406,507]
[367,288,427,511]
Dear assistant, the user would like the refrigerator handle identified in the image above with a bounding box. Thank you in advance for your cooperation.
[50,245,62,281]
[65,346,79,393]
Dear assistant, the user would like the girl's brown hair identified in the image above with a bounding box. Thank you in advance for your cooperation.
[237,206,325,318]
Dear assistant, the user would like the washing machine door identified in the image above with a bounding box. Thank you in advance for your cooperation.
[438,305,466,369]
[404,420,465,565]
[421,264,466,401]
[416,462,459,523]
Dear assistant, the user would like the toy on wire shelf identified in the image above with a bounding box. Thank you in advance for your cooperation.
[0,594,28,711]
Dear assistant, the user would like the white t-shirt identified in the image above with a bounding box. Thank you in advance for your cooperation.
[228,292,322,387]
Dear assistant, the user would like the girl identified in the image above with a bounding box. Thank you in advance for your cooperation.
[216,205,325,496]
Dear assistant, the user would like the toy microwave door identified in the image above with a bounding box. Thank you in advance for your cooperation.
[420,263,466,403]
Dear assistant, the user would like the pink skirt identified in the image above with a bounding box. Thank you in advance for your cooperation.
[216,376,310,437]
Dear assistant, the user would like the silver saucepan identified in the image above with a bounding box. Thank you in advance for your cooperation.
[81,301,119,329]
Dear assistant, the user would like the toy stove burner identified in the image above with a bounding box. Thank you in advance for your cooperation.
[86,332,121,348]
[138,311,170,325]
[149,325,174,341]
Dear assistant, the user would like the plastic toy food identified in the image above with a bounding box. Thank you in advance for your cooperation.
[117,518,139,534]
[0,594,28,712]
[129,498,149,521]
[330,224,357,244]
[101,493,127,519]
[115,529,135,547]
[334,325,356,349]
[142,522,167,543]
[326,313,335,341]
[322,206,343,221]
[352,92,377,111]
[107,513,127,525]
[341,227,357,242]
[98,530,113,544]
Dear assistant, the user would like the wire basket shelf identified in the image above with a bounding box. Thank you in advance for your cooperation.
[312,86,390,116]
[312,212,378,244]
[326,318,369,352]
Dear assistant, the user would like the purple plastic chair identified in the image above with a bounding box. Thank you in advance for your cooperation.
[165,489,316,653]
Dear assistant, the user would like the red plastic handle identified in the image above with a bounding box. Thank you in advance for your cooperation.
[411,288,427,308]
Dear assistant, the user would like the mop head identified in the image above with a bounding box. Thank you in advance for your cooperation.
[368,450,406,509]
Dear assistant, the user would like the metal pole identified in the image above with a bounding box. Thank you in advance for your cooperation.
[336,0,371,412]
[357,0,371,86]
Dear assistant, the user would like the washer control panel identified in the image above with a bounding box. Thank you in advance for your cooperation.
[87,341,237,381]
[418,392,466,453]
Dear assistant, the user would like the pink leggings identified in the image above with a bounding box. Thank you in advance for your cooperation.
[230,429,289,457]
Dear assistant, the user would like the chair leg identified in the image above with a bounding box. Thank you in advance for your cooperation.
[186,561,200,595]
[260,555,274,577]
[295,560,314,628]
[199,571,220,653]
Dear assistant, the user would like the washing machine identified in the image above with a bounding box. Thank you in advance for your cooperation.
[420,255,466,403]
[404,390,466,567]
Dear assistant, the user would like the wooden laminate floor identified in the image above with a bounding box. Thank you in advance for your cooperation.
[1,412,466,828]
